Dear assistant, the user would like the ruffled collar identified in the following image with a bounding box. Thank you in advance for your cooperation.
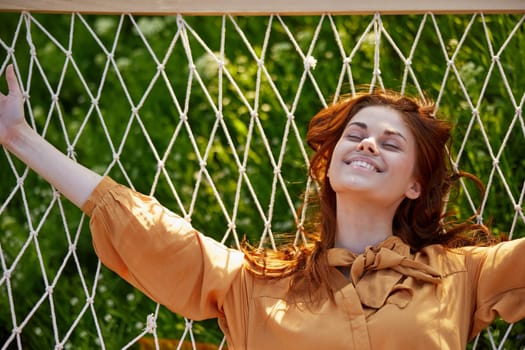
[327,236,441,310]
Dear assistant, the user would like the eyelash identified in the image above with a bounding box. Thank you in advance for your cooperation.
[346,134,363,141]
[382,143,399,150]
[346,134,400,150]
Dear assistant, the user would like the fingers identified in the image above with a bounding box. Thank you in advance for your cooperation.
[5,64,21,98]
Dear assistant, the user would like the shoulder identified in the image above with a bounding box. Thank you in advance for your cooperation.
[418,237,525,278]
[453,237,525,263]
[416,244,468,277]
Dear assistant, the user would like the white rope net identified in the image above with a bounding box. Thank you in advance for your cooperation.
[0,11,524,350]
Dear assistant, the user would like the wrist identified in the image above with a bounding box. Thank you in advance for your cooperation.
[4,122,36,153]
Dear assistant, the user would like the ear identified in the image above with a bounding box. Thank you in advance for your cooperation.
[405,180,421,200]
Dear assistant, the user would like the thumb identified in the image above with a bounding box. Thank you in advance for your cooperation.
[6,64,22,98]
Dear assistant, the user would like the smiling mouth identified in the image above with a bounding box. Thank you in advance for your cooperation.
[346,160,379,172]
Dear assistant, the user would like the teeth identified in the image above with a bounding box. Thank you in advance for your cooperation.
[349,160,377,171]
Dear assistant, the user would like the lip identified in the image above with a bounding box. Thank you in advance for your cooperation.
[343,156,382,172]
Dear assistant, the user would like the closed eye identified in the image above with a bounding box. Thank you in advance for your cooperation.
[346,134,364,142]
[382,142,400,151]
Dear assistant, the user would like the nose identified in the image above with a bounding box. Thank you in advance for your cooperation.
[357,137,379,154]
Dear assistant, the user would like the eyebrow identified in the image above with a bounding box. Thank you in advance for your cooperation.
[347,121,408,142]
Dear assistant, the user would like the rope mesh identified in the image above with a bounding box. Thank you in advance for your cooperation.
[0,11,524,349]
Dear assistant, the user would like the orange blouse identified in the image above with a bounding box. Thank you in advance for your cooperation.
[82,177,525,349]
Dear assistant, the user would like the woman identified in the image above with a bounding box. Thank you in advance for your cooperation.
[1,64,524,349]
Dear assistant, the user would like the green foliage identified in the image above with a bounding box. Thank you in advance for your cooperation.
[0,12,524,349]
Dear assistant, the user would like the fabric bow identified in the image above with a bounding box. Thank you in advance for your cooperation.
[327,236,441,310]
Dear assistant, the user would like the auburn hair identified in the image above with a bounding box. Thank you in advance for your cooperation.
[241,90,495,300]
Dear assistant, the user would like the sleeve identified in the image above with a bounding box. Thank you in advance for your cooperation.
[468,238,525,338]
[81,177,245,321]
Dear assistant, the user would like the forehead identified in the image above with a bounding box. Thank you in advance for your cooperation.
[348,105,411,135]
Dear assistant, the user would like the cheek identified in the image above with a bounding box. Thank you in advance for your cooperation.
[326,159,335,179]
[327,144,343,178]
[399,157,416,178]
[391,154,417,177]
[406,152,419,178]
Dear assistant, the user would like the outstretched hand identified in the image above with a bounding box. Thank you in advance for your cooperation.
[0,64,27,145]
[0,64,103,207]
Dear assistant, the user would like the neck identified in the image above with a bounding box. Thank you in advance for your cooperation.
[334,194,400,254]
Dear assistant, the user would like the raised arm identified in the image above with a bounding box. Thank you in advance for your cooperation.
[0,64,103,208]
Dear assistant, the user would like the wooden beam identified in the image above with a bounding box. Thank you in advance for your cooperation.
[0,0,523,15]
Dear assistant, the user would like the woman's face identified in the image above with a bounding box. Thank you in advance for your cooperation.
[327,105,421,207]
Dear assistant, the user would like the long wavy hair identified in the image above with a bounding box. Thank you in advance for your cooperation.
[241,90,495,299]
